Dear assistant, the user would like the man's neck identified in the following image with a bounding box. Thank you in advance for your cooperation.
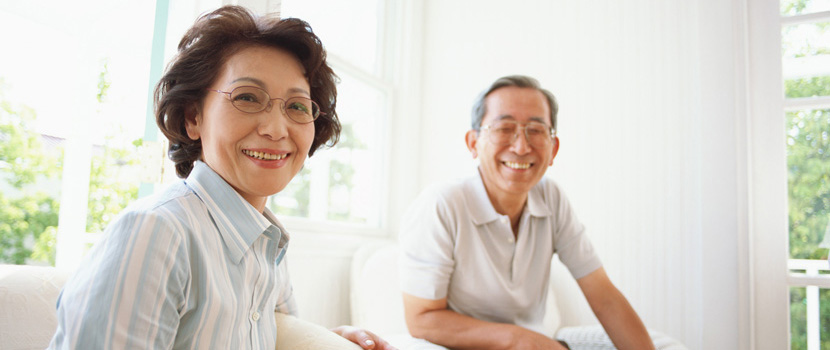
[480,181,527,237]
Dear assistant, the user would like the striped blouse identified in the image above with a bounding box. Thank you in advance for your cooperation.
[49,161,297,349]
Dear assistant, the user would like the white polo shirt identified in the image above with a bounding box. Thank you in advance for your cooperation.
[398,170,601,334]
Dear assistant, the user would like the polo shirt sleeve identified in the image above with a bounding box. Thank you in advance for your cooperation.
[398,185,456,300]
[50,209,188,350]
[549,182,603,280]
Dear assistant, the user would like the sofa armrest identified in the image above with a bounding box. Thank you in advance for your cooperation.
[275,312,361,350]
[0,264,71,350]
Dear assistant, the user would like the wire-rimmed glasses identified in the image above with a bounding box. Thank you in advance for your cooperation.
[209,86,322,124]
[480,120,556,148]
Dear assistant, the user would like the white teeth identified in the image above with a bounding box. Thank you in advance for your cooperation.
[243,150,287,160]
[504,161,531,169]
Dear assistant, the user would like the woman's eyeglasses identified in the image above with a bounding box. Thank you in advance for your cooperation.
[209,86,322,124]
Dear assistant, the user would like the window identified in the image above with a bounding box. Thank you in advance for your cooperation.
[0,0,400,268]
[268,0,391,231]
[781,0,830,349]
[0,1,159,268]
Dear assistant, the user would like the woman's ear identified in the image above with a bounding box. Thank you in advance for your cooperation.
[184,104,202,141]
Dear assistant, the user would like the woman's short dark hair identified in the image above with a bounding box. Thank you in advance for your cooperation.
[155,5,341,178]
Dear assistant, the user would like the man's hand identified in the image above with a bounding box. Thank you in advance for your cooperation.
[330,325,398,350]
[510,326,569,350]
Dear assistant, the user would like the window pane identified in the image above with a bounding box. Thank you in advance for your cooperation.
[0,1,155,265]
[790,286,830,350]
[269,70,384,226]
[281,0,382,74]
[787,108,830,260]
[782,22,830,98]
[325,72,383,224]
[781,0,830,16]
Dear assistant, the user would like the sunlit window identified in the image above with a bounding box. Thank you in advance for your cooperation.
[270,0,388,227]
[0,1,156,266]
[781,0,830,349]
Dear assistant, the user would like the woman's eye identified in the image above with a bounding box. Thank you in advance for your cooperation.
[233,93,260,103]
[287,102,310,113]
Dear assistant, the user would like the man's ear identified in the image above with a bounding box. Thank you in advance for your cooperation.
[184,104,202,141]
[549,136,560,166]
[465,130,479,158]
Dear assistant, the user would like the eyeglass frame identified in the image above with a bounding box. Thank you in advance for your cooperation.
[478,120,557,148]
[208,86,324,124]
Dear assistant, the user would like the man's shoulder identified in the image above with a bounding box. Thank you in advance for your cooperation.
[418,176,478,206]
[527,176,571,214]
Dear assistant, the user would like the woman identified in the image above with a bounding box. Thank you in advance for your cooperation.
[49,5,394,349]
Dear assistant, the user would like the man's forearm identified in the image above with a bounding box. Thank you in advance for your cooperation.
[408,309,566,350]
[578,268,654,350]
[594,292,654,350]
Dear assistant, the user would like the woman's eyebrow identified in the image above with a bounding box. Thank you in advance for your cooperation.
[230,76,265,86]
[229,77,310,96]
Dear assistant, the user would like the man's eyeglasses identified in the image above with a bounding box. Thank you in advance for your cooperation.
[480,120,556,148]
[209,86,322,124]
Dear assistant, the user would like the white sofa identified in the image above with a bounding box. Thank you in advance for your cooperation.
[0,264,360,350]
[0,242,686,350]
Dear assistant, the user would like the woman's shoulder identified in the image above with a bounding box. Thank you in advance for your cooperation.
[108,181,206,234]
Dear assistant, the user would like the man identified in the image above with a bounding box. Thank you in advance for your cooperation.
[398,75,654,350]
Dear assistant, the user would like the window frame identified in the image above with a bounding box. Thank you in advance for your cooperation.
[746,2,830,349]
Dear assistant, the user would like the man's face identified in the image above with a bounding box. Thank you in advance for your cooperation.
[465,86,559,200]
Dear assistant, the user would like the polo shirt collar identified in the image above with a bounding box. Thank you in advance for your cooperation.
[185,161,288,264]
[465,168,552,225]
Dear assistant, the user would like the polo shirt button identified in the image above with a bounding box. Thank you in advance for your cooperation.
[508,237,515,243]
[252,311,260,322]
[501,217,509,224]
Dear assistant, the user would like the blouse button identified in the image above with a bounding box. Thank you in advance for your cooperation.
[252,311,261,322]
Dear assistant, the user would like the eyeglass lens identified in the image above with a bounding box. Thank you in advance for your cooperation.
[486,121,553,148]
[228,86,319,123]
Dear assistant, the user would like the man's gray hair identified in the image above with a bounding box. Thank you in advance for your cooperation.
[470,75,559,131]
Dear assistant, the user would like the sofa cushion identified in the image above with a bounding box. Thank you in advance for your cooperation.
[0,264,71,350]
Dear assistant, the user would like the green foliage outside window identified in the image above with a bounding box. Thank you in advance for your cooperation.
[0,63,140,265]
[783,0,830,344]
[0,81,62,264]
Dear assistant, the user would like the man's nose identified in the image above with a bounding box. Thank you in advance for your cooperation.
[509,127,532,154]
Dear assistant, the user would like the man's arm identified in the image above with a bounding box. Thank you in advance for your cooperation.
[402,293,568,350]
[577,267,655,350]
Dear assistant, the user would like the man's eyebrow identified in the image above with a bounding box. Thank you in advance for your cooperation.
[495,115,548,124]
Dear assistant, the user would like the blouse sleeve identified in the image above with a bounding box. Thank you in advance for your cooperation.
[49,209,187,350]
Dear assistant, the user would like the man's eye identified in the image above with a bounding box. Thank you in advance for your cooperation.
[527,128,546,135]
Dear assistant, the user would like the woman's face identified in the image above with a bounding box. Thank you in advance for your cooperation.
[185,45,315,212]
